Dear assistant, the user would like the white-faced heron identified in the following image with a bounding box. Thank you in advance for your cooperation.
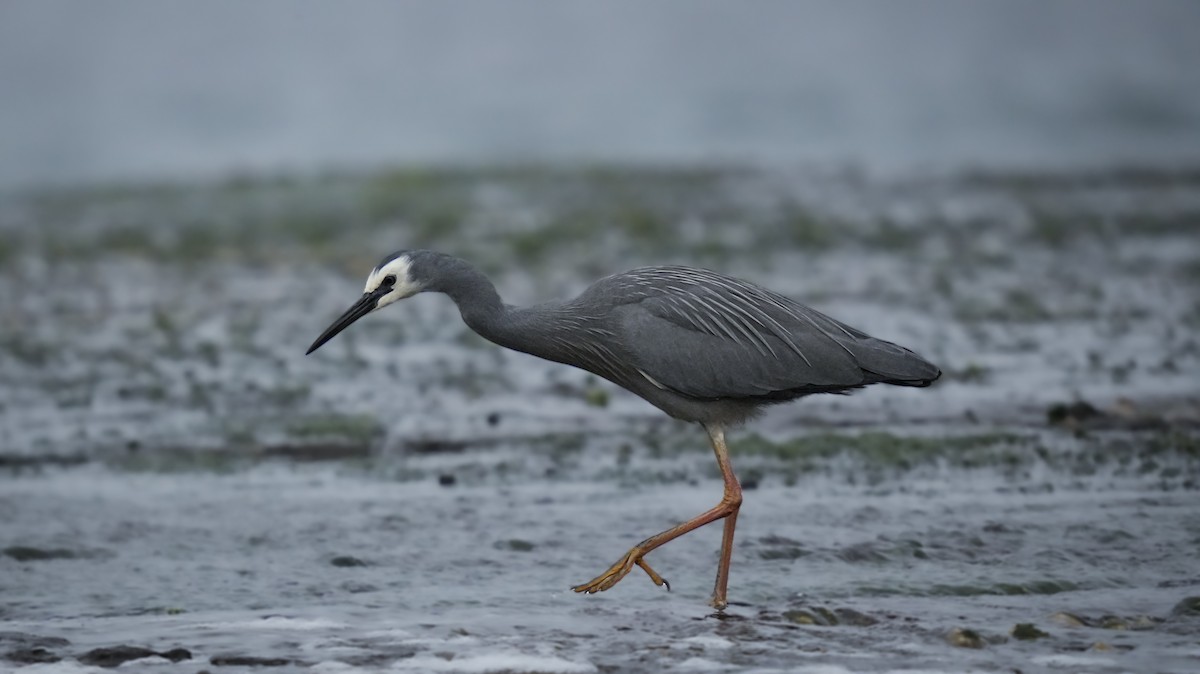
[307,250,940,609]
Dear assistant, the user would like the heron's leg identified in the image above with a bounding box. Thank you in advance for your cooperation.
[708,425,741,609]
[572,424,742,605]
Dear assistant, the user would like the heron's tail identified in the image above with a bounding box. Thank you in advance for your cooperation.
[846,337,941,388]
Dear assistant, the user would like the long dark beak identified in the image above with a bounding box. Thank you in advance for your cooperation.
[306,289,388,355]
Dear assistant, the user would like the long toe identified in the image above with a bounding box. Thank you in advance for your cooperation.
[635,558,669,590]
[572,549,640,594]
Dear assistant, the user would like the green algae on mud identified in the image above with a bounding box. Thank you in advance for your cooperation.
[733,430,1028,464]
[10,164,1196,272]
[285,413,385,445]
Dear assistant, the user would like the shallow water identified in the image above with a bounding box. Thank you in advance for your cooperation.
[4,453,1199,672]
[1,167,1198,672]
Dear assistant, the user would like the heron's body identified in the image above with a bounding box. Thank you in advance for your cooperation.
[308,250,940,608]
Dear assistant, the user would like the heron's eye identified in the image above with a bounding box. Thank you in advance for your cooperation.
[381,275,397,288]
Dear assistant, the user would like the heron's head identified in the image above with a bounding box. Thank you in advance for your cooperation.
[305,251,427,355]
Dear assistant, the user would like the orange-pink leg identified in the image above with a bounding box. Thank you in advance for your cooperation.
[572,424,743,609]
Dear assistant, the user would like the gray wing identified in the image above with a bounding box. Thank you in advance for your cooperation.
[608,267,938,399]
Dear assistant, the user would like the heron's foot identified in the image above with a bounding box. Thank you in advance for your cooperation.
[572,548,670,594]
[708,593,728,611]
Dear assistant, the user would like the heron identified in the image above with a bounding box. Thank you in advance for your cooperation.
[306,250,940,609]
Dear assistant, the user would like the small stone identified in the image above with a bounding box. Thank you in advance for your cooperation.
[1171,596,1200,616]
[1047,400,1101,426]
[833,608,879,627]
[1049,611,1088,628]
[3,547,78,562]
[330,555,368,567]
[584,387,609,408]
[437,473,456,487]
[783,608,836,626]
[1099,615,1128,630]
[946,627,985,649]
[493,539,535,552]
[783,610,817,625]
[159,648,192,662]
[486,412,501,426]
[1011,623,1049,640]
[1091,642,1114,651]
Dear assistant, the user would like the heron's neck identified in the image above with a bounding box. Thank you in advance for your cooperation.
[428,257,506,333]
[430,256,566,358]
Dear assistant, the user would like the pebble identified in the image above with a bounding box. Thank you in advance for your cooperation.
[946,627,985,649]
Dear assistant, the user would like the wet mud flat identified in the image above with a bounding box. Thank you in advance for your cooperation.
[1,166,1199,672]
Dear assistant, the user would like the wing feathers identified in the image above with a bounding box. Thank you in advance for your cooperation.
[605,267,938,399]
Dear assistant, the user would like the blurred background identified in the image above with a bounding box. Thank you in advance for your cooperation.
[2,0,1200,188]
[2,2,1199,673]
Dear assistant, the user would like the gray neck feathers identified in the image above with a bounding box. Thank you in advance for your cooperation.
[425,254,580,364]
[425,255,505,335]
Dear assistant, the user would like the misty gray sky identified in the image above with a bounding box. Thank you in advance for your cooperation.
[2,0,1199,187]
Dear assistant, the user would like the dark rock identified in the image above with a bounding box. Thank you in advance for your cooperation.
[79,646,154,668]
[1011,623,1050,640]
[330,555,368,567]
[4,546,79,561]
[486,412,501,426]
[160,648,193,662]
[79,645,191,667]
[0,454,87,469]
[3,546,111,562]
[1047,401,1101,426]
[437,473,456,487]
[1171,596,1200,616]
[6,647,61,664]
[407,439,469,454]
[493,539,535,552]
[1045,398,1171,430]
[210,655,292,667]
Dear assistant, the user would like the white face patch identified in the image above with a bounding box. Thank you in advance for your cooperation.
[364,255,422,309]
